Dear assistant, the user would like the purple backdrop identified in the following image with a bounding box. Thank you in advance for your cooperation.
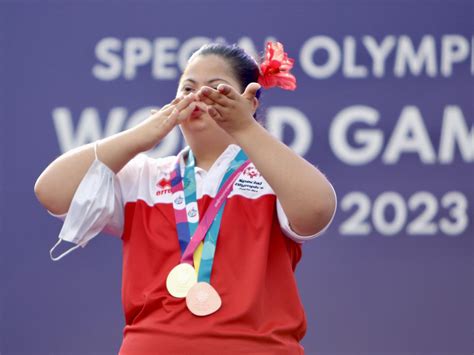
[1,0,473,354]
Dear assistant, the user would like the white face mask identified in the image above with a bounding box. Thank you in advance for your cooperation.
[49,143,121,261]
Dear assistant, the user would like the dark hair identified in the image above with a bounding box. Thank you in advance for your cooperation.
[188,43,262,100]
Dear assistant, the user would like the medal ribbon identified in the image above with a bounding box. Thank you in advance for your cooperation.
[182,151,205,270]
[170,148,250,270]
[183,151,199,240]
[196,151,248,283]
[170,156,191,253]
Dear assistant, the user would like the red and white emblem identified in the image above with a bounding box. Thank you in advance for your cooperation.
[243,166,260,179]
[156,175,172,196]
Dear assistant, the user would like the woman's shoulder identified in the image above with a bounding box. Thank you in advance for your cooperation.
[125,152,177,171]
[113,153,177,188]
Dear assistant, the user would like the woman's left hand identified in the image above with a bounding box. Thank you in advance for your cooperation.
[196,82,261,136]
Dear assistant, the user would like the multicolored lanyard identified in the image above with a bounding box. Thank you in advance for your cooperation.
[170,148,249,272]
[195,150,248,283]
[169,150,198,254]
[167,147,250,316]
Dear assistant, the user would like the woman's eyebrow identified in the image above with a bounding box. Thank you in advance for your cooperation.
[181,78,231,85]
[207,78,231,85]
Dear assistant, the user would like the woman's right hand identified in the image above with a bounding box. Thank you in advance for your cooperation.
[34,94,198,215]
[132,94,197,152]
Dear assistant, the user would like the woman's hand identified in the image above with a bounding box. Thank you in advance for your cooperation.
[133,93,197,152]
[198,82,336,238]
[196,82,261,137]
[34,93,197,215]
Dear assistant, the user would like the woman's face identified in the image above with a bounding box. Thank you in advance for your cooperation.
[177,54,242,134]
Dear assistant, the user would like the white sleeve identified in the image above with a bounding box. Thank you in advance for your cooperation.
[47,153,148,238]
[276,182,337,243]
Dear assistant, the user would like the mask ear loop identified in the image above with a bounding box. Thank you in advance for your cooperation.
[50,239,82,261]
[49,141,100,261]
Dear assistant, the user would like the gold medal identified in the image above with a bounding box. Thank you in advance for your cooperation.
[166,263,197,298]
[186,282,222,316]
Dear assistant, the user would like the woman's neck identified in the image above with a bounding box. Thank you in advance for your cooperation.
[185,134,237,172]
[188,143,228,172]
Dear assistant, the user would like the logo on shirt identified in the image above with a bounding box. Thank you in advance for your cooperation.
[243,166,261,179]
[235,165,264,193]
[156,176,172,196]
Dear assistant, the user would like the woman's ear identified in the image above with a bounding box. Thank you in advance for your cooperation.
[252,97,259,114]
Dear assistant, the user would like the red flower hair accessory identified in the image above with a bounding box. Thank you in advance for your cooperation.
[258,41,297,91]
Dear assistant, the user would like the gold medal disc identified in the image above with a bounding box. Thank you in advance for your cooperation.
[166,263,197,298]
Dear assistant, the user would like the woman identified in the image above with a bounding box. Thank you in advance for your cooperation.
[34,42,337,354]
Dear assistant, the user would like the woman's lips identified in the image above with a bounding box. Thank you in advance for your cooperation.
[191,103,206,118]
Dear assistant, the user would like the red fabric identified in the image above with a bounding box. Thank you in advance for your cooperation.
[118,194,307,354]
